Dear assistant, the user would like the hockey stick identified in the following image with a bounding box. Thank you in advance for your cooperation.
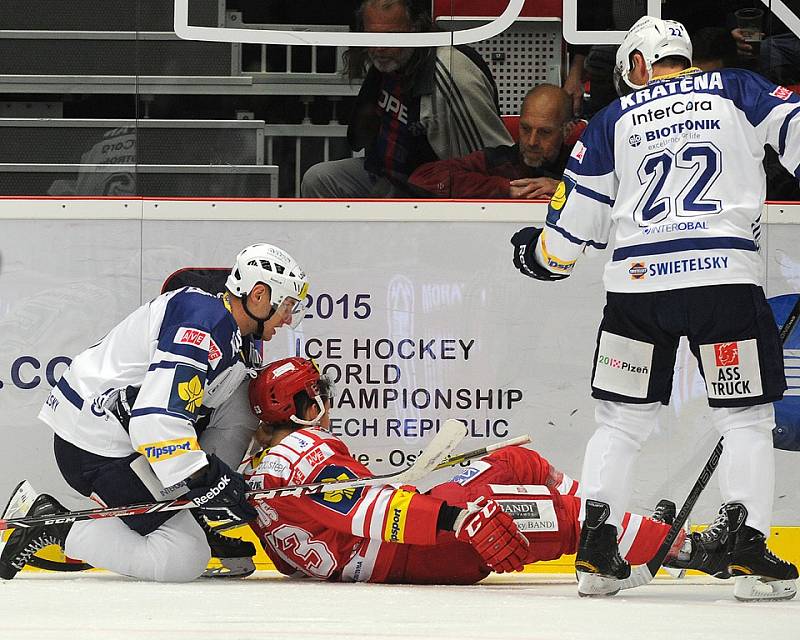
[619,436,724,589]
[0,419,468,531]
[210,432,534,534]
[778,295,800,344]
[436,434,530,468]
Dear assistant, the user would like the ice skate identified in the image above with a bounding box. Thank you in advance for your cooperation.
[650,499,688,579]
[664,506,731,579]
[651,499,676,526]
[576,500,630,597]
[724,503,797,601]
[0,494,73,580]
[194,513,256,578]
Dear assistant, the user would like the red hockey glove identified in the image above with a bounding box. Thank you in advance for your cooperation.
[454,496,528,573]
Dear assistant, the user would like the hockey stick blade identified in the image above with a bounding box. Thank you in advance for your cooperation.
[389,418,469,484]
[435,434,531,469]
[0,419,468,531]
[0,480,37,554]
[619,436,724,590]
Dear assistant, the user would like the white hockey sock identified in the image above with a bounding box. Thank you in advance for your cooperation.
[712,404,775,535]
[64,510,211,582]
[579,400,661,529]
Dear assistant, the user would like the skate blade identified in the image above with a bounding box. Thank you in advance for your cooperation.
[733,575,797,602]
[577,573,620,597]
[663,566,686,579]
[201,557,256,579]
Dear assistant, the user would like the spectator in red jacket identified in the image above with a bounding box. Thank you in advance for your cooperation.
[409,84,577,199]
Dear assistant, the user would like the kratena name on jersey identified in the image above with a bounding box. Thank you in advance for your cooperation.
[620,72,723,110]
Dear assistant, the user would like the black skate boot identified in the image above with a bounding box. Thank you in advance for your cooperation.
[724,503,798,602]
[651,499,676,526]
[575,500,630,597]
[0,494,73,580]
[651,499,689,579]
[664,506,731,579]
[194,512,256,578]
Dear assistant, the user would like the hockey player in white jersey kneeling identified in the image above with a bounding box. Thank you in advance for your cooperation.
[0,243,308,582]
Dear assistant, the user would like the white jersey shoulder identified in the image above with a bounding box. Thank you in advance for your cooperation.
[539,69,800,293]
[39,287,246,487]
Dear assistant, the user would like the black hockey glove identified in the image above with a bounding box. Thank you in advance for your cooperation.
[186,454,257,523]
[510,226,568,282]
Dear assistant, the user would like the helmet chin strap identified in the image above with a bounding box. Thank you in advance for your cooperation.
[289,395,327,426]
[241,294,274,337]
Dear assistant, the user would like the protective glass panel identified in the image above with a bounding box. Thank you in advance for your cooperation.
[0,1,798,199]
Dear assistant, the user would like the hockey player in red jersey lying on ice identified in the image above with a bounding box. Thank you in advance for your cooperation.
[244,357,728,585]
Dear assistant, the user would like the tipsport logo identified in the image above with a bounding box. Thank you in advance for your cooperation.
[138,437,199,462]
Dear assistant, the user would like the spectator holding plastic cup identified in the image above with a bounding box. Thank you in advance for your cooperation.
[732,7,764,58]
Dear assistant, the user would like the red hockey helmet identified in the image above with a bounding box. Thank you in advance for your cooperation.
[249,357,332,426]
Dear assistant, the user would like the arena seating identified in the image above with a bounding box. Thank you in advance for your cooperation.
[0,0,569,197]
[433,0,565,115]
[0,118,276,196]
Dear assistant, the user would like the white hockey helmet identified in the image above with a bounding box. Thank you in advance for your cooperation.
[225,243,309,328]
[614,16,693,96]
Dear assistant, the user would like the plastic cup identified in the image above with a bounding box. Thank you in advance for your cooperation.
[735,8,764,57]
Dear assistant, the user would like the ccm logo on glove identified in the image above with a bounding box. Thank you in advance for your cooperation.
[454,496,529,573]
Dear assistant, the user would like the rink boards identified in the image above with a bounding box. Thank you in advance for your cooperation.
[0,197,799,573]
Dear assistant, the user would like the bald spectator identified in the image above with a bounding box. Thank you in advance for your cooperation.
[409,84,578,199]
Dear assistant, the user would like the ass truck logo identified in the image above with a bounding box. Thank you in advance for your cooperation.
[707,340,755,397]
[714,342,739,367]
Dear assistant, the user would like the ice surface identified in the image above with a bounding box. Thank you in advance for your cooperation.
[0,572,798,639]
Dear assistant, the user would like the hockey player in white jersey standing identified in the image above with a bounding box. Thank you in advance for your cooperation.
[0,243,308,582]
[510,16,799,600]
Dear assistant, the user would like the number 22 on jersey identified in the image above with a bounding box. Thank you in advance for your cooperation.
[635,142,722,225]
